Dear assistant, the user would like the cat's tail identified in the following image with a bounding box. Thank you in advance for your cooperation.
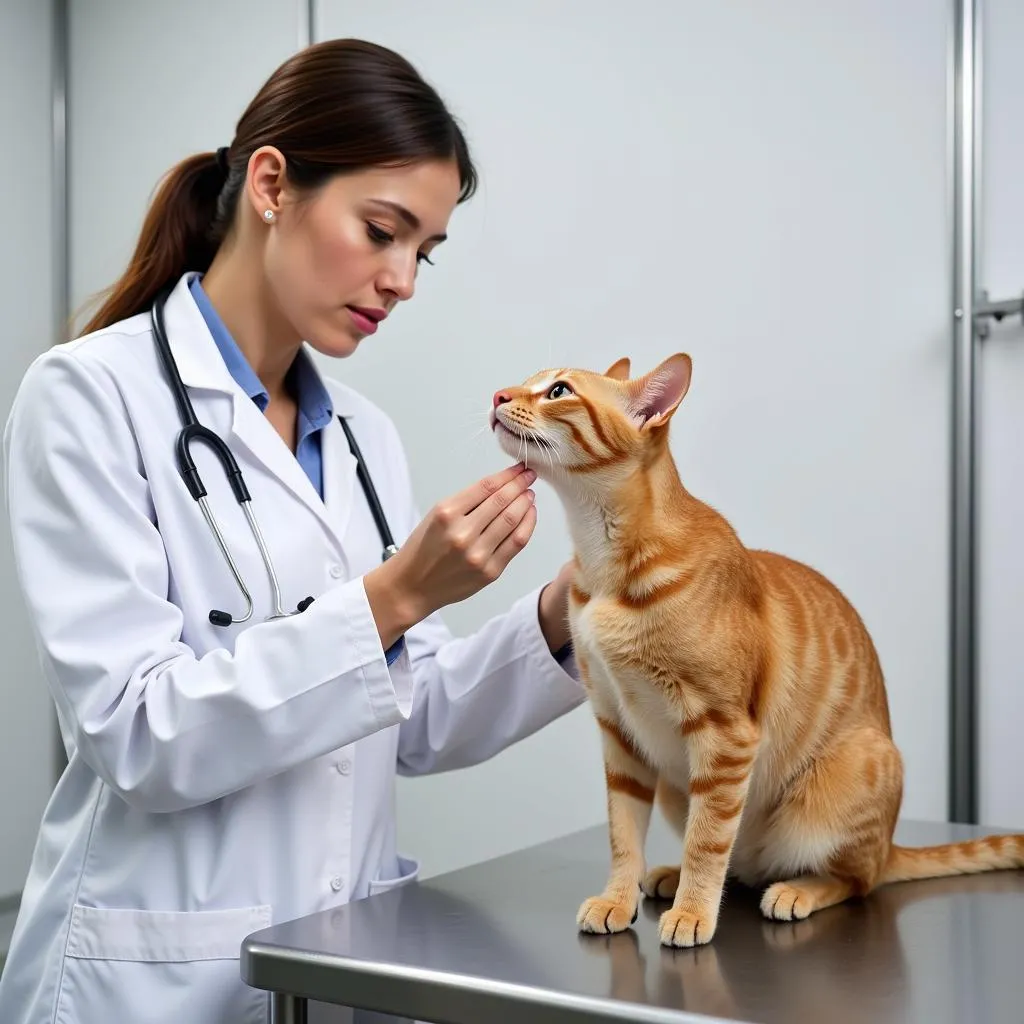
[879,833,1024,885]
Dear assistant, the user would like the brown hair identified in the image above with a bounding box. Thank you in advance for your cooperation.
[81,38,478,335]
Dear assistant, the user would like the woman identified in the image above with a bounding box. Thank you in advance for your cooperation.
[0,38,582,1024]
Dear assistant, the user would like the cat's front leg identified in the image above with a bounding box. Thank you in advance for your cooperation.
[577,713,658,935]
[659,716,759,947]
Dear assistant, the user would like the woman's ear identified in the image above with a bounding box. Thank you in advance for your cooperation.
[246,146,289,222]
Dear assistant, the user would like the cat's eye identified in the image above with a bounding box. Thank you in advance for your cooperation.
[546,382,574,400]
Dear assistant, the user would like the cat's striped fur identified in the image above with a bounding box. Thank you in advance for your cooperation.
[491,353,1024,947]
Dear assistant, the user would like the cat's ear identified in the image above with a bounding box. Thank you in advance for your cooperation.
[604,357,631,381]
[628,353,692,430]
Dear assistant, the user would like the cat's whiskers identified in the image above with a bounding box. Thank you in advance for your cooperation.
[518,420,564,473]
[537,434,565,471]
[527,434,556,471]
[450,401,492,437]
[450,420,496,456]
[492,406,571,474]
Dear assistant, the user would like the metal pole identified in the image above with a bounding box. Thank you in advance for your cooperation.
[299,0,316,47]
[949,0,979,825]
[52,0,68,348]
[51,0,70,785]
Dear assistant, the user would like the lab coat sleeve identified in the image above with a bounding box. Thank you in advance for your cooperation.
[376,421,586,777]
[3,350,415,813]
[395,592,586,776]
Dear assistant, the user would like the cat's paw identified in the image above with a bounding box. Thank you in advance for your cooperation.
[760,882,813,922]
[577,896,638,934]
[658,907,717,947]
[641,865,680,900]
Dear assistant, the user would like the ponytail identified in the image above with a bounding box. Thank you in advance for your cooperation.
[80,150,228,335]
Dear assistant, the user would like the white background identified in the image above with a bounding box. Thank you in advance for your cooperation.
[0,0,1019,904]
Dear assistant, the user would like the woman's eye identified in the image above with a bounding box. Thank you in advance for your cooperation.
[366,223,394,244]
[547,382,573,399]
[368,223,434,267]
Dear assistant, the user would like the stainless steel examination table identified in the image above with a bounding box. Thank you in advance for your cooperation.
[241,817,1024,1023]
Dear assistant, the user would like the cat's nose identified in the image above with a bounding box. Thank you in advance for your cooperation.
[492,391,512,409]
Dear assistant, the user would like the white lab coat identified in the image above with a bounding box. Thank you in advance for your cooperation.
[0,272,584,1024]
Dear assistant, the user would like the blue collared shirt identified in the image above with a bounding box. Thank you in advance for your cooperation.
[189,275,333,497]
[190,275,405,665]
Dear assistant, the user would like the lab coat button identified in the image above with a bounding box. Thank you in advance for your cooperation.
[329,564,344,579]
[336,760,351,775]
[330,876,344,892]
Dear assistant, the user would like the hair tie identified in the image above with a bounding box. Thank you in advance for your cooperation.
[215,147,230,176]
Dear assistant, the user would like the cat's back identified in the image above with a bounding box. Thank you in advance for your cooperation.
[749,546,890,733]
[750,548,874,641]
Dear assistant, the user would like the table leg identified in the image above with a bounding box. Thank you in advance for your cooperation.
[270,992,308,1024]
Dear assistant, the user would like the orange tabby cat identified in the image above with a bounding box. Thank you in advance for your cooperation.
[490,352,1024,948]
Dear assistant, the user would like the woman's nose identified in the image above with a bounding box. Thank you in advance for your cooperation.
[492,391,512,409]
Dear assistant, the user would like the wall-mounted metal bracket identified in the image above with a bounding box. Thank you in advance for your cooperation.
[973,291,1024,339]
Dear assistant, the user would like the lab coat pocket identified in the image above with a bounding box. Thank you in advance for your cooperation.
[56,902,272,1024]
[368,854,420,896]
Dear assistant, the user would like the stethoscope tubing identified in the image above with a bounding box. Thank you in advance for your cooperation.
[150,287,398,628]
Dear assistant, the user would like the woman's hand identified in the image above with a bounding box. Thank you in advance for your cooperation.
[538,559,575,655]
[365,464,538,647]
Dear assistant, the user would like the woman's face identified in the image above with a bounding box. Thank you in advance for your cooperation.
[254,154,462,358]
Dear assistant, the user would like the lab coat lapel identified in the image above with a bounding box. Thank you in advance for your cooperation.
[321,413,359,551]
[228,396,336,527]
[160,273,348,553]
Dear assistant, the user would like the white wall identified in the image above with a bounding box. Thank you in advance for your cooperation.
[978,0,1024,829]
[0,0,61,899]
[317,0,953,876]
[69,0,305,317]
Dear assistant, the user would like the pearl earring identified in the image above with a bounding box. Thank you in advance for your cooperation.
[263,209,274,222]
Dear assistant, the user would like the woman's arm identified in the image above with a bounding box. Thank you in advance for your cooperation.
[394,583,585,777]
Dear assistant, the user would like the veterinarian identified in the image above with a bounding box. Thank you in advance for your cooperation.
[0,38,581,1024]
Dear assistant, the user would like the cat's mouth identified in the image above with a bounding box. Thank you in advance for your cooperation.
[494,419,535,442]
[492,409,564,470]
[491,410,541,448]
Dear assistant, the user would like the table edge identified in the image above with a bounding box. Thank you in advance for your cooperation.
[240,937,753,1024]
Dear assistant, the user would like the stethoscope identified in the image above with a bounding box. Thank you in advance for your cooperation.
[151,287,399,628]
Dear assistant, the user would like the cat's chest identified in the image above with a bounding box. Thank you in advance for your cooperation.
[570,594,667,686]
[571,597,689,775]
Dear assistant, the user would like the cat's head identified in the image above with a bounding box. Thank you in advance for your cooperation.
[489,353,692,485]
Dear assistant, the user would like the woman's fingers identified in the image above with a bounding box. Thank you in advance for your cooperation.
[488,501,538,575]
[463,467,537,536]
[473,488,536,563]
[448,463,530,517]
